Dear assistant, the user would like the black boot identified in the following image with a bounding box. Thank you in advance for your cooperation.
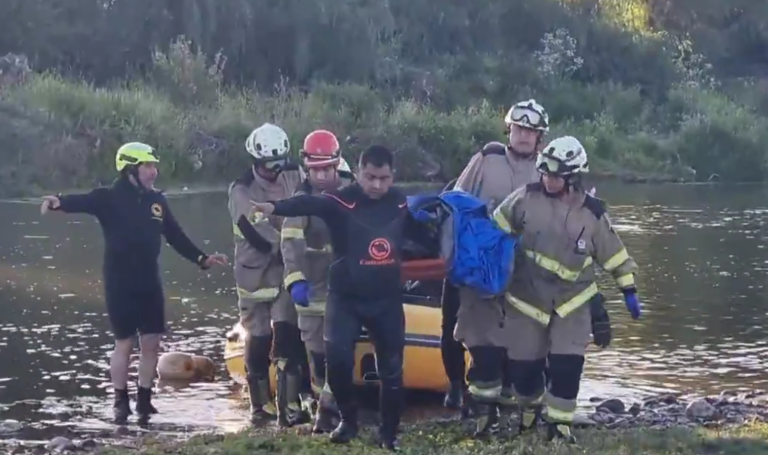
[312,390,338,434]
[513,406,540,436]
[112,388,132,425]
[547,421,577,444]
[246,375,276,424]
[275,363,305,427]
[313,406,336,434]
[329,407,358,444]
[135,386,158,425]
[378,384,403,451]
[378,431,400,452]
[473,402,499,438]
[443,380,464,409]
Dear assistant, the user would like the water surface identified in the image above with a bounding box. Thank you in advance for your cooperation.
[1,182,766,440]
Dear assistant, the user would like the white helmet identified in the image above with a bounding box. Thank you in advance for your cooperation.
[504,99,549,132]
[337,157,351,173]
[536,136,589,176]
[245,123,290,169]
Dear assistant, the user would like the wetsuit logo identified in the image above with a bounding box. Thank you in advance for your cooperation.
[361,238,395,265]
[150,203,163,220]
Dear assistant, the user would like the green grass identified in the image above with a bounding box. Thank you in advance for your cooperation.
[101,420,768,454]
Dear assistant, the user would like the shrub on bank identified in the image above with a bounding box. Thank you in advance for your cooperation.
[1,36,768,197]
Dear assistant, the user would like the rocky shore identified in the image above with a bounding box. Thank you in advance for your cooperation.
[581,390,768,429]
[3,390,768,454]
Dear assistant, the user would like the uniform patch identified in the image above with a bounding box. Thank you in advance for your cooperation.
[576,239,587,253]
[150,203,163,219]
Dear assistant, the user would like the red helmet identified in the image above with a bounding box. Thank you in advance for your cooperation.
[301,130,341,168]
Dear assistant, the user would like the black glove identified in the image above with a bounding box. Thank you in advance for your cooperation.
[590,293,611,348]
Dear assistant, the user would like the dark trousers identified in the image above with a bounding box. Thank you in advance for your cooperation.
[324,294,405,437]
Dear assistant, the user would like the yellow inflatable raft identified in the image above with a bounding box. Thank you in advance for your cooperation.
[224,269,470,393]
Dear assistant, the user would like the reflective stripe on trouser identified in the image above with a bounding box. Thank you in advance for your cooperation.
[467,381,502,403]
[545,392,575,424]
[296,301,325,316]
[455,290,508,405]
[544,354,584,425]
[466,346,506,404]
[498,360,517,407]
[238,287,296,337]
[505,282,598,326]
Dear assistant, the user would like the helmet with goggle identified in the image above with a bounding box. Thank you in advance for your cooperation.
[504,99,549,133]
[536,136,589,176]
[301,129,341,168]
[245,123,291,172]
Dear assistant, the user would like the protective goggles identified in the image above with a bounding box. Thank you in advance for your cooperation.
[510,106,547,129]
[262,157,287,171]
[537,155,577,176]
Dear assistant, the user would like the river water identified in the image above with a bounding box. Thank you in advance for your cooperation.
[0,182,767,441]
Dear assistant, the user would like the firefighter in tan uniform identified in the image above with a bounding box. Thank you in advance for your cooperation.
[448,99,549,435]
[227,123,305,427]
[280,130,355,434]
[492,136,641,443]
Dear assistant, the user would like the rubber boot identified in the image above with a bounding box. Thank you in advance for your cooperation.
[246,375,276,424]
[112,388,132,425]
[378,384,402,451]
[498,387,518,430]
[312,390,338,434]
[329,408,359,444]
[473,402,500,438]
[513,406,540,436]
[461,390,474,419]
[275,362,304,427]
[443,380,464,409]
[135,386,158,425]
[547,422,577,444]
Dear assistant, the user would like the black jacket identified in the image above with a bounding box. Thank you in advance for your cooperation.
[55,177,208,290]
[272,183,408,301]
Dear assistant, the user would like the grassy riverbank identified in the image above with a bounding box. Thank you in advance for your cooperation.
[101,420,768,454]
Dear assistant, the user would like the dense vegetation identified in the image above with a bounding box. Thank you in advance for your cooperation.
[1,0,768,196]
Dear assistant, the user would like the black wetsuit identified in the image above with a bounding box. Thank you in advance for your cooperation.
[55,177,209,339]
[271,183,409,440]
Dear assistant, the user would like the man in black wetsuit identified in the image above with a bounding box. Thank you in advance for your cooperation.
[251,145,408,451]
[39,142,228,425]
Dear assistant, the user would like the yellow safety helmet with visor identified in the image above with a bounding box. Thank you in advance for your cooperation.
[115,142,160,172]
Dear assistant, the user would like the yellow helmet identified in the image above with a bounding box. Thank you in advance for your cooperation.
[115,142,159,172]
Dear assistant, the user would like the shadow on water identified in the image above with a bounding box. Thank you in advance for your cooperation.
[2,182,768,442]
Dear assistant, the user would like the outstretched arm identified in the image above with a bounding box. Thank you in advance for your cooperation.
[43,188,107,217]
[161,199,210,268]
[254,193,340,221]
[272,194,339,219]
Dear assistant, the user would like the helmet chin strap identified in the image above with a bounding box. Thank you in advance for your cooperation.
[541,174,581,198]
[126,166,150,193]
[252,162,281,182]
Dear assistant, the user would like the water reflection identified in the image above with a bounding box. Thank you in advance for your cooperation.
[1,182,768,438]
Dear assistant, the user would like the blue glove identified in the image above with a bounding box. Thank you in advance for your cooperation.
[289,281,309,307]
[622,289,641,319]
